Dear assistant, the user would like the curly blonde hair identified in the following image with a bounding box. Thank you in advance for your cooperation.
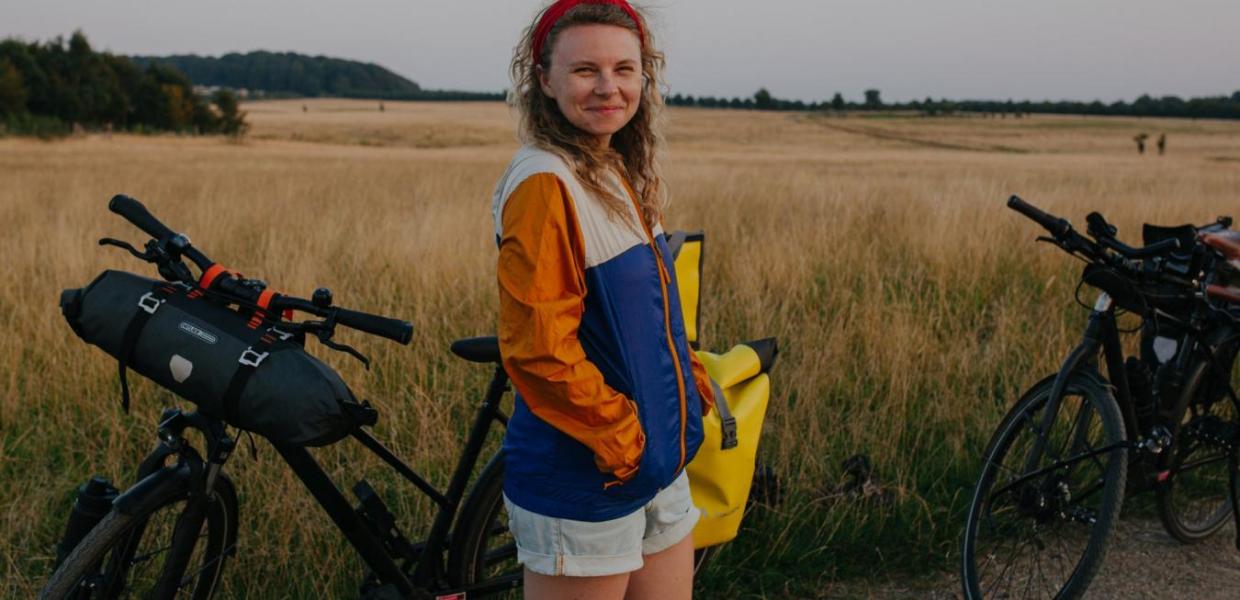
[510,2,667,228]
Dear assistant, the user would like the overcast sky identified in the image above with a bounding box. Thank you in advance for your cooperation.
[4,0,1237,103]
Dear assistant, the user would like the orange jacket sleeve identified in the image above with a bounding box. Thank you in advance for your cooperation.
[497,173,646,482]
[688,347,716,416]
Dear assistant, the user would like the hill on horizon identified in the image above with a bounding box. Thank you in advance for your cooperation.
[130,50,423,99]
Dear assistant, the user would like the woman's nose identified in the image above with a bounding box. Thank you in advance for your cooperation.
[593,72,618,96]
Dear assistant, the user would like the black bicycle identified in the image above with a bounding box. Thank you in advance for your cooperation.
[41,197,523,599]
[960,196,1240,599]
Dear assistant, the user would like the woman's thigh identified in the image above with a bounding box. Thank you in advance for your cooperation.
[624,531,694,600]
[525,569,630,600]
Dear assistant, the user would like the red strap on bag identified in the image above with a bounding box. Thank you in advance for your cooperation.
[198,264,230,290]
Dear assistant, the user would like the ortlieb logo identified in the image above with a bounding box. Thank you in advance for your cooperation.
[179,322,218,344]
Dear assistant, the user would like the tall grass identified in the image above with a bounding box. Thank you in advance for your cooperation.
[3,100,1239,597]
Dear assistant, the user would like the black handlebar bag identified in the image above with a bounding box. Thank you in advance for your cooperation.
[60,270,369,446]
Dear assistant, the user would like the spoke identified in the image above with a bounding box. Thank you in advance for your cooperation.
[1070,478,1104,505]
[130,543,174,565]
[1177,453,1230,474]
[483,542,517,568]
[177,543,234,587]
[989,442,1122,501]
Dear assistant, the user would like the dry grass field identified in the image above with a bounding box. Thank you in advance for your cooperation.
[3,99,1240,597]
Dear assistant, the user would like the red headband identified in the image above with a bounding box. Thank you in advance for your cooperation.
[532,0,645,63]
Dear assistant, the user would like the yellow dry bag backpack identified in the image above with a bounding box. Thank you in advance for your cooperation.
[667,231,779,550]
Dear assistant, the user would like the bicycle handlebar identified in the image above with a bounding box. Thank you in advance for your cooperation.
[1007,196,1070,238]
[110,194,176,242]
[1007,195,1180,261]
[106,195,413,345]
[1098,236,1181,259]
[333,307,412,345]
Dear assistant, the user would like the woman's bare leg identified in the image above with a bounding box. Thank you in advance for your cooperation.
[623,533,694,600]
[524,569,630,600]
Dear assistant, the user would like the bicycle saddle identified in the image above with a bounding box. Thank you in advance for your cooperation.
[450,336,501,364]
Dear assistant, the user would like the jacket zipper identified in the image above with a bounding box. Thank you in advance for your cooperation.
[621,180,690,473]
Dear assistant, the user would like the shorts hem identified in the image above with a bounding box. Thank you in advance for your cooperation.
[518,546,644,577]
[641,504,700,555]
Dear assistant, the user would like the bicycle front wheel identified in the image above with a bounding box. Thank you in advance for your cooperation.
[40,471,238,600]
[962,372,1127,600]
[1158,357,1240,542]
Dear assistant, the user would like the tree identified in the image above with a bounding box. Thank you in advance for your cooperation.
[753,87,773,110]
[211,89,247,136]
[864,88,882,109]
[831,92,845,111]
[0,58,27,115]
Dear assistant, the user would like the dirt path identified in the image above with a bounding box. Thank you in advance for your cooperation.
[834,518,1240,599]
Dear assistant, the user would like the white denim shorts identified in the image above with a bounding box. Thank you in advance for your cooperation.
[503,470,699,577]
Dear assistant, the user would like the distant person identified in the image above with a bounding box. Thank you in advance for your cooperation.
[379,101,385,112]
[301,104,307,113]
[1134,133,1148,155]
[492,1,715,599]
[1157,133,1166,155]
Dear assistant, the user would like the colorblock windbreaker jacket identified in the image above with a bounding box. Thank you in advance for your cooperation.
[493,145,716,522]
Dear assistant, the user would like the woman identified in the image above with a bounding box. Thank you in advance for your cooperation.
[492,1,716,598]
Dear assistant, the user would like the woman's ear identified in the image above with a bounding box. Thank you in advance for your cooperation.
[537,65,555,98]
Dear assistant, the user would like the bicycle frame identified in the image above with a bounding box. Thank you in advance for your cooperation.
[1024,288,1240,484]
[1022,293,1134,477]
[148,364,516,598]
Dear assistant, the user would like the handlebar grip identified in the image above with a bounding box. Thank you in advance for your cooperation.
[109,194,176,241]
[335,308,413,345]
[1007,195,1069,237]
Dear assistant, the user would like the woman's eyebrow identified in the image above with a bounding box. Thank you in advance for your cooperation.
[567,58,638,68]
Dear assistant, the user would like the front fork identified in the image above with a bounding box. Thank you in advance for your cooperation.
[1022,293,1122,475]
[124,409,236,593]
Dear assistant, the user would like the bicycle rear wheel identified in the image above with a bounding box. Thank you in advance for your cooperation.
[40,471,238,600]
[1158,358,1240,542]
[962,373,1127,600]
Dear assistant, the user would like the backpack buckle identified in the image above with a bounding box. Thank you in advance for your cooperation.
[137,292,165,314]
[270,326,295,341]
[720,415,738,450]
[238,348,269,368]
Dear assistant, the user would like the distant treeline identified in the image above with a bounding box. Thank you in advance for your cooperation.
[0,32,245,137]
[132,51,504,102]
[668,87,1240,120]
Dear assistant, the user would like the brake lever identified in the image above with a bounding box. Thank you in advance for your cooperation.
[310,311,371,369]
[99,237,155,261]
[318,336,372,370]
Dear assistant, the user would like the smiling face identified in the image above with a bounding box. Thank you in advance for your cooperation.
[539,23,643,147]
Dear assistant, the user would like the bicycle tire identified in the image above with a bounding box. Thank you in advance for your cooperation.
[447,453,521,593]
[1157,357,1240,542]
[40,471,238,600]
[962,372,1128,600]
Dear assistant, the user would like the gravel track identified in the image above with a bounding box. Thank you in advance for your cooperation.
[831,518,1240,599]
